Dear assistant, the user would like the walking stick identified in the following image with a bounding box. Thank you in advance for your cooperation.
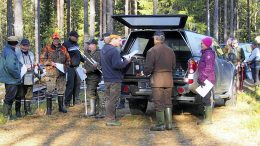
[84,79,88,115]
[241,64,244,91]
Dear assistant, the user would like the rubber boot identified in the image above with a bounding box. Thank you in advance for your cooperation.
[24,101,32,115]
[87,99,96,116]
[58,95,67,113]
[165,108,173,130]
[95,97,105,119]
[150,111,165,131]
[116,97,125,109]
[46,97,52,115]
[197,106,213,125]
[3,103,12,120]
[15,101,22,118]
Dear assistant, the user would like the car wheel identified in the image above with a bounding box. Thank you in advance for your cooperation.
[128,98,148,115]
[225,76,237,106]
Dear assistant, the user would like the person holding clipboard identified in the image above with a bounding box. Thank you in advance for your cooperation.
[197,37,216,125]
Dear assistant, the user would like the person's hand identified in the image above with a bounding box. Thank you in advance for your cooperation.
[197,79,205,86]
[51,62,56,67]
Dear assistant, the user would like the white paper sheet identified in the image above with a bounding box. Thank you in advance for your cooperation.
[21,64,27,78]
[55,63,65,73]
[76,67,87,81]
[195,79,214,97]
[123,50,138,60]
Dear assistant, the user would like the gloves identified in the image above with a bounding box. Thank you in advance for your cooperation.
[197,79,205,86]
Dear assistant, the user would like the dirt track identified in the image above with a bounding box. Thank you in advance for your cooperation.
[0,100,259,146]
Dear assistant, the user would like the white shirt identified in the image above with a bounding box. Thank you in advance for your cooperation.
[245,47,260,62]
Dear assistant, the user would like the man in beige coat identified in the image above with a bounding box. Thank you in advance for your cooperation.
[144,31,176,131]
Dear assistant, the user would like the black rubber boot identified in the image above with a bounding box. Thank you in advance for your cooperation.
[46,97,52,115]
[150,111,165,131]
[58,95,67,113]
[3,103,12,120]
[24,101,32,115]
[165,108,173,130]
[15,101,22,118]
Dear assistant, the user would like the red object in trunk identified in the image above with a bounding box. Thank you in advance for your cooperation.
[188,59,197,84]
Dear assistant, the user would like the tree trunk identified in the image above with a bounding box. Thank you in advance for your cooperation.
[84,0,89,43]
[213,0,219,40]
[255,3,259,33]
[224,0,228,41]
[234,0,238,37]
[107,0,113,32]
[57,0,64,39]
[67,0,71,38]
[99,0,102,37]
[206,0,210,36]
[153,0,158,14]
[7,0,14,36]
[125,0,129,37]
[35,0,40,63]
[102,0,107,33]
[246,0,250,41]
[230,0,234,37]
[134,0,138,15]
[14,0,23,39]
[89,0,95,39]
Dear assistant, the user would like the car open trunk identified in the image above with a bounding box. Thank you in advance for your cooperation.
[122,30,192,84]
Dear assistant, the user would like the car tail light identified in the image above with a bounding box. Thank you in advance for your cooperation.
[187,59,197,85]
[177,87,185,94]
[122,85,130,94]
[188,59,197,74]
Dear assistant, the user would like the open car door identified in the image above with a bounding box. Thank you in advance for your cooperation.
[112,15,188,29]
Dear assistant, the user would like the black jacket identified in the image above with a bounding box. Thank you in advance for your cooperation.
[63,39,85,67]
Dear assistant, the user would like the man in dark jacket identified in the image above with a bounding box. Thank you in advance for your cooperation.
[100,33,131,126]
[83,39,102,116]
[63,31,85,106]
[144,31,176,131]
[197,37,216,125]
[0,36,22,120]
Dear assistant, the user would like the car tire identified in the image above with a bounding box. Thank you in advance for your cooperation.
[128,98,148,115]
[225,76,237,106]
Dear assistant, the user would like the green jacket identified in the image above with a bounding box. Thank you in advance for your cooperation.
[84,49,101,80]
[0,44,22,84]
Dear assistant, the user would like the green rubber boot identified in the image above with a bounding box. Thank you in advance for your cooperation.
[165,108,173,130]
[150,110,165,131]
[197,106,213,125]
[3,103,12,120]
[106,121,122,126]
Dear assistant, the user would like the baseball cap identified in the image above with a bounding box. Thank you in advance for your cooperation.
[21,39,30,45]
[88,39,98,45]
[153,31,165,37]
[102,32,111,38]
[69,30,79,38]
[52,32,60,39]
[7,36,19,42]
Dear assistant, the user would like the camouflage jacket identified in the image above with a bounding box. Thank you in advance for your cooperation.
[40,44,71,77]
[84,49,101,79]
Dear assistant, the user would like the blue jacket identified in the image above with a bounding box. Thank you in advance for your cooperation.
[0,44,22,84]
[100,44,128,82]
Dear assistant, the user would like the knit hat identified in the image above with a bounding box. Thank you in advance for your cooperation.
[201,37,213,48]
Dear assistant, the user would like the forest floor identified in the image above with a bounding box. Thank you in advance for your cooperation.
[0,82,259,146]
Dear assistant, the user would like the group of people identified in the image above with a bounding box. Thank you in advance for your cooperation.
[223,36,260,86]
[1,28,258,130]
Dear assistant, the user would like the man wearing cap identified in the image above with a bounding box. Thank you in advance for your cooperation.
[197,37,216,125]
[40,32,71,115]
[15,39,35,117]
[100,33,131,126]
[144,31,176,131]
[83,39,102,117]
[245,37,260,85]
[63,30,85,106]
[0,36,22,120]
